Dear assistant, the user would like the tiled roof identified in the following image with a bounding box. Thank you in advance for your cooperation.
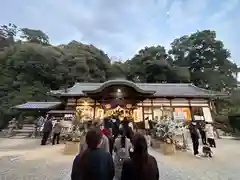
[50,80,226,98]
[14,102,62,109]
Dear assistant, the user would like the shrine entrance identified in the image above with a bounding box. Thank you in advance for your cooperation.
[82,79,155,121]
[104,105,133,120]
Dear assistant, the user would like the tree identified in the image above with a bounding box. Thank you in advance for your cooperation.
[108,61,128,79]
[0,42,67,126]
[169,30,238,91]
[20,28,49,45]
[0,23,18,48]
[127,46,190,83]
[59,41,112,83]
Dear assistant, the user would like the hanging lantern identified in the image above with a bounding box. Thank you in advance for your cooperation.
[105,104,111,109]
[126,104,132,108]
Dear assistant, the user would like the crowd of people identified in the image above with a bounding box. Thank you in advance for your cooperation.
[39,113,217,179]
[71,116,159,180]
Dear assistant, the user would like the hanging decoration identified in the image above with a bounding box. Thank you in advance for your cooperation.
[126,104,132,108]
[105,104,111,109]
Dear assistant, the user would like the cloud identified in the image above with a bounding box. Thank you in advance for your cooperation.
[0,0,239,62]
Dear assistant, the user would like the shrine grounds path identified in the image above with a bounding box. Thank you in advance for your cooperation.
[0,138,240,180]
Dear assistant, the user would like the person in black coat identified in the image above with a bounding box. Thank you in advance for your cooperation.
[189,121,200,157]
[121,117,134,142]
[41,116,53,145]
[71,128,115,180]
[121,133,159,180]
[198,121,207,145]
[112,116,120,140]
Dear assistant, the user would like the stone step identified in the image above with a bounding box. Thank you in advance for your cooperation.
[22,125,34,127]
[13,131,33,138]
[13,129,34,133]
[22,124,35,127]
[21,127,35,130]
[12,135,30,139]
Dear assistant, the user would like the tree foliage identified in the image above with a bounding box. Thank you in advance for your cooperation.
[169,30,238,91]
[0,23,239,129]
[20,28,49,45]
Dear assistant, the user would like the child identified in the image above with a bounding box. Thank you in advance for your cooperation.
[205,122,216,148]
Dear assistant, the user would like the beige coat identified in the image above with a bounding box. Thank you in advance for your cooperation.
[113,137,132,180]
[206,124,215,139]
[53,122,62,134]
[101,134,110,152]
[114,137,132,159]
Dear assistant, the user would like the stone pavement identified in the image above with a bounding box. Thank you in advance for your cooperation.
[0,138,239,180]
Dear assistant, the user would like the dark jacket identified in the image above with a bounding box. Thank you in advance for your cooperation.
[189,124,199,139]
[121,154,159,180]
[112,118,120,137]
[71,148,114,180]
[122,126,133,142]
[42,120,53,133]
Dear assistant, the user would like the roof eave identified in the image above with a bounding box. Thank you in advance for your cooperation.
[13,102,62,110]
[47,93,225,99]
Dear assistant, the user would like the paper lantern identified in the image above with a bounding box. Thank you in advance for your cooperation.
[126,104,132,108]
[105,104,111,109]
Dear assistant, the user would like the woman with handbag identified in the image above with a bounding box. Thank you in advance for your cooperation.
[113,128,132,180]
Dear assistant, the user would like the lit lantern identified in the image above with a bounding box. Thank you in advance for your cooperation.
[126,104,132,108]
[105,104,111,109]
[83,101,89,106]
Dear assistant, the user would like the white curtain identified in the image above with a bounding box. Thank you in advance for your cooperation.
[202,107,213,122]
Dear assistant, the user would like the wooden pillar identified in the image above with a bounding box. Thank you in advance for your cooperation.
[63,97,68,110]
[209,99,216,114]
[142,101,144,121]
[208,99,216,123]
[151,99,154,120]
[75,97,77,111]
[93,100,96,119]
[188,98,194,121]
[168,98,173,118]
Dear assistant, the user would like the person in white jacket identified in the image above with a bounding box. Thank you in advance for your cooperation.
[205,122,216,148]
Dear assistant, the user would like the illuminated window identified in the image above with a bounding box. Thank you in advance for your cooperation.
[173,107,191,121]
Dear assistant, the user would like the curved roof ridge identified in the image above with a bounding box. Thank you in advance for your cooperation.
[83,79,155,95]
[73,82,192,86]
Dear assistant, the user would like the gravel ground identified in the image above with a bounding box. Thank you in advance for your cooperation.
[0,138,239,180]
